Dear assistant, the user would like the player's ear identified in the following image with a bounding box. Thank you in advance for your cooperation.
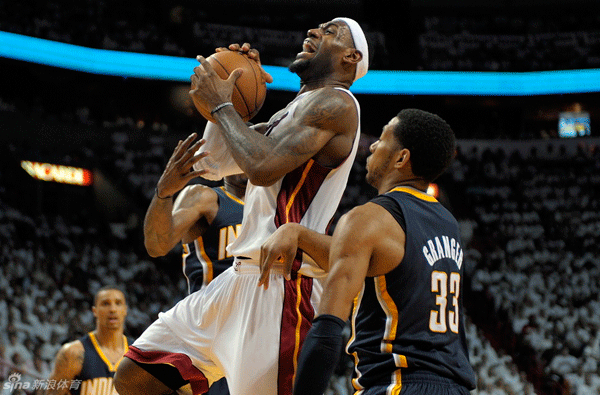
[395,148,410,169]
[92,305,97,318]
[343,48,362,66]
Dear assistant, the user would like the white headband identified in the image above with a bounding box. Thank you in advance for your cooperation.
[332,17,369,81]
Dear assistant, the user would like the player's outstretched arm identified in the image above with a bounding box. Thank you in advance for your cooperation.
[258,223,332,289]
[45,341,84,395]
[144,134,209,257]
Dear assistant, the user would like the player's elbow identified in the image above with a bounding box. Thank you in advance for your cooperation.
[144,241,169,258]
[246,169,279,187]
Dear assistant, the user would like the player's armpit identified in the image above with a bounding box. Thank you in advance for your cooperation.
[45,341,84,395]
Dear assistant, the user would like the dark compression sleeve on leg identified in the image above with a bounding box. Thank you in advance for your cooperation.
[293,314,346,395]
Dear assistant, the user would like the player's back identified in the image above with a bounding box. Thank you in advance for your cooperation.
[347,187,476,392]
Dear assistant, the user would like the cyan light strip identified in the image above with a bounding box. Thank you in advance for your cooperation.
[2,30,599,95]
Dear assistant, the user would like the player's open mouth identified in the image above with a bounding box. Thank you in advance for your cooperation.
[298,39,317,56]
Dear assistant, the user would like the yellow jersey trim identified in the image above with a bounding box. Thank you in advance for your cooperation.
[219,186,245,205]
[387,186,438,203]
[88,332,129,372]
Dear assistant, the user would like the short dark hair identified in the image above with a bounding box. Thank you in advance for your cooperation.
[393,109,455,182]
[94,285,127,306]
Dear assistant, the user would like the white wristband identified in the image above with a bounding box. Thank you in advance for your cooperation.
[210,102,234,115]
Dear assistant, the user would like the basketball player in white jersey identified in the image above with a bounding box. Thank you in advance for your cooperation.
[114,17,369,395]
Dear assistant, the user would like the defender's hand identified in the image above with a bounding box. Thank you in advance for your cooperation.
[259,224,301,289]
[155,133,208,199]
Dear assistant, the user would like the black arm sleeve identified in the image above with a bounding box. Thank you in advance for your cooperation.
[293,314,346,395]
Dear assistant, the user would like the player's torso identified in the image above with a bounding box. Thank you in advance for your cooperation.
[182,186,244,293]
[228,88,361,275]
[72,333,129,395]
[348,188,476,391]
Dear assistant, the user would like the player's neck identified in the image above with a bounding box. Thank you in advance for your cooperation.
[298,78,351,94]
[224,181,246,201]
[94,328,125,350]
[379,178,429,195]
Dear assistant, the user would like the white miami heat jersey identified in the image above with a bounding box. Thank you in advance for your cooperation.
[228,87,361,277]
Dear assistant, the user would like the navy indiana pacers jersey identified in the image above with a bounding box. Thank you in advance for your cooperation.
[72,332,129,395]
[182,186,244,294]
[346,187,476,393]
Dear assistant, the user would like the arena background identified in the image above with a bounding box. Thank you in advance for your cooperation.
[1,1,599,394]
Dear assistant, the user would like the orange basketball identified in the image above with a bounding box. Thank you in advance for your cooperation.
[193,51,267,123]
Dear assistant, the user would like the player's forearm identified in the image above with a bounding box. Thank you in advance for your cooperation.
[296,226,333,272]
[293,315,345,395]
[213,106,280,185]
[143,196,178,257]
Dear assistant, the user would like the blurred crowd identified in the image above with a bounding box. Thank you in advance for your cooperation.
[418,13,600,71]
[453,142,600,394]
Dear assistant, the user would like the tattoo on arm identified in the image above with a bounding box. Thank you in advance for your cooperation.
[45,343,83,395]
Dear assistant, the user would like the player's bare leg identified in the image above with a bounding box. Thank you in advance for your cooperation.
[114,357,175,395]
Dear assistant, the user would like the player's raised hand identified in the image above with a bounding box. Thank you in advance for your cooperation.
[258,224,301,289]
[155,133,208,199]
[216,43,273,84]
[190,55,243,110]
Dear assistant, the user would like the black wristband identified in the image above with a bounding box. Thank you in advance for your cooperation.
[210,102,234,115]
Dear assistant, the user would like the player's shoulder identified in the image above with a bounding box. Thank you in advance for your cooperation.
[295,87,358,133]
[306,86,357,108]
[57,339,85,361]
[337,202,394,237]
[176,184,219,206]
[345,201,392,223]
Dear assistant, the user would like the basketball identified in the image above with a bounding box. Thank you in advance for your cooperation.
[193,51,267,123]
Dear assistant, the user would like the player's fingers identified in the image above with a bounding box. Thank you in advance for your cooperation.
[196,56,217,77]
[240,43,252,53]
[282,255,293,281]
[182,146,208,170]
[258,251,275,289]
[262,69,273,84]
[172,133,196,160]
[185,169,208,181]
[227,68,244,84]
[179,132,198,153]
[180,138,204,160]
[228,43,241,52]
[215,47,230,53]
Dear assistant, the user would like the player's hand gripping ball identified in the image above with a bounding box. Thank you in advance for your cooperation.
[193,51,267,123]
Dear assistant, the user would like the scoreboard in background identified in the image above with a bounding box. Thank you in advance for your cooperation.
[21,161,93,186]
[558,112,591,138]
